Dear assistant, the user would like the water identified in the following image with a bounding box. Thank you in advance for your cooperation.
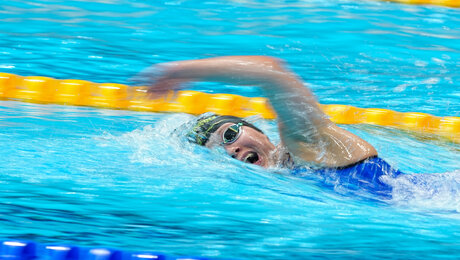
[0,0,460,259]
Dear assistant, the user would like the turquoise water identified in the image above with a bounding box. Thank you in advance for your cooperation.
[1,0,460,259]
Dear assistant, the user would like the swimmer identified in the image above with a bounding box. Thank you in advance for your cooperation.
[142,56,402,197]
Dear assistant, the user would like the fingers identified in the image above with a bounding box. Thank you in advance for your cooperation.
[132,62,191,100]
[146,78,189,99]
[146,80,174,99]
[146,89,175,101]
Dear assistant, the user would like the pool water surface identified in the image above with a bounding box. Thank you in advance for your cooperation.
[0,0,459,259]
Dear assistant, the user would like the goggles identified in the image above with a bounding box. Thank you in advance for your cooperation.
[187,113,263,146]
[222,123,244,145]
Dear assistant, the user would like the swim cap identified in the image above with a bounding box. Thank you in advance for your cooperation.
[187,113,263,146]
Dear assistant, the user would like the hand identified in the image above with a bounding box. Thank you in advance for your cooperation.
[146,77,189,99]
[133,62,190,99]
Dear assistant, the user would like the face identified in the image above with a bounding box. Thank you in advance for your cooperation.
[206,123,277,168]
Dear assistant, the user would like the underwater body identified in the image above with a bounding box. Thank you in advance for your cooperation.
[1,0,460,259]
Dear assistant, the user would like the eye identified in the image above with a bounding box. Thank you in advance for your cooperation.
[222,123,243,145]
[223,127,238,142]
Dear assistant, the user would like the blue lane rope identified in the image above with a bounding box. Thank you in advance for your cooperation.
[0,239,218,260]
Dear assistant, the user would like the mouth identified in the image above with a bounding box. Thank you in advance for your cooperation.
[243,151,261,165]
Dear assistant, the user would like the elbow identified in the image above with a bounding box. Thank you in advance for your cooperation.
[231,55,287,72]
[253,56,287,72]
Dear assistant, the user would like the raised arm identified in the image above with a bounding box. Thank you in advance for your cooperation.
[144,56,377,167]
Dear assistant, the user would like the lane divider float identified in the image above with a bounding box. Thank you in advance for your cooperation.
[0,239,210,260]
[384,0,459,7]
[0,73,458,143]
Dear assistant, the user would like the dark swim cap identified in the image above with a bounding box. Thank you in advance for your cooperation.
[187,113,263,146]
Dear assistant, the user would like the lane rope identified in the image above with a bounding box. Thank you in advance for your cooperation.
[0,73,458,143]
[0,239,209,260]
[384,0,459,7]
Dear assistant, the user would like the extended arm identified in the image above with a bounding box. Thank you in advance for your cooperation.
[146,56,377,167]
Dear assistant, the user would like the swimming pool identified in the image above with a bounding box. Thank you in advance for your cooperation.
[1,0,459,259]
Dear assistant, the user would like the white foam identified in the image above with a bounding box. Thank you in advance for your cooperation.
[385,170,460,212]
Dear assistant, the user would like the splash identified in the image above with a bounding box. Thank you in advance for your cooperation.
[108,114,197,165]
[385,170,460,212]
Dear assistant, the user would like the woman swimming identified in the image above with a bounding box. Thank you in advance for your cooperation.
[142,56,403,197]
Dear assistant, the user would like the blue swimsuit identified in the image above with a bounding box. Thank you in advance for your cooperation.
[291,157,403,198]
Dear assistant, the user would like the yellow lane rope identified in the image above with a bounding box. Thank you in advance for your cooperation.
[0,73,458,143]
[384,0,460,7]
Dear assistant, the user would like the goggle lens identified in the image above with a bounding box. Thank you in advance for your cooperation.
[222,123,243,144]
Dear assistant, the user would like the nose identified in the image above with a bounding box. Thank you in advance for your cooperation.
[226,145,241,159]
